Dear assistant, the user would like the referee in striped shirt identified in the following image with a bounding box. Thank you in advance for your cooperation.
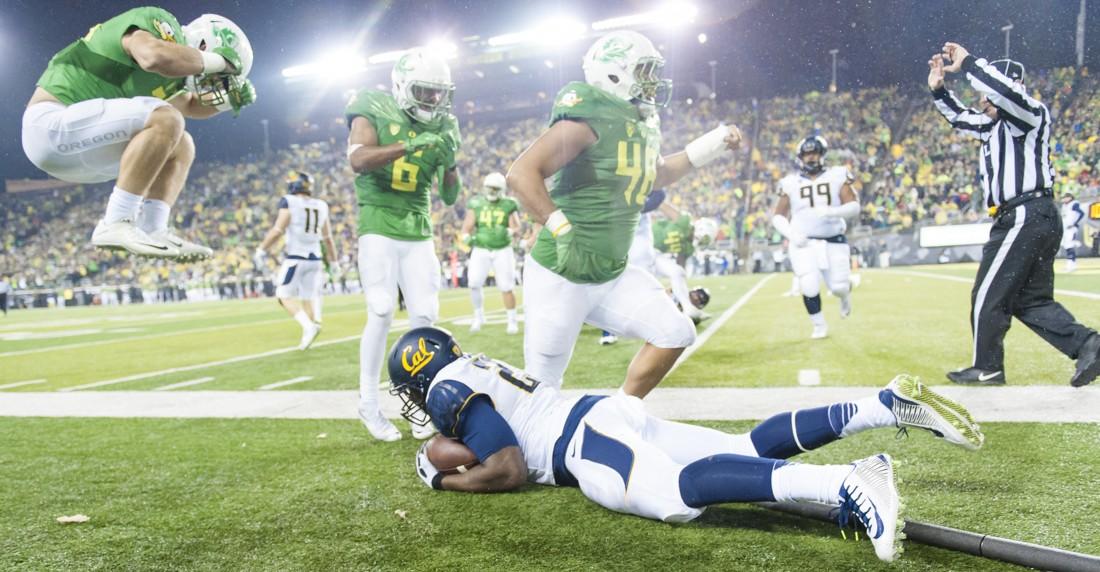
[929,42,1099,387]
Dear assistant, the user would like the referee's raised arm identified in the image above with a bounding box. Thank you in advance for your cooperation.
[927,54,993,138]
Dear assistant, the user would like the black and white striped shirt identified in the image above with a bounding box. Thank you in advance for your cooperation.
[931,56,1055,209]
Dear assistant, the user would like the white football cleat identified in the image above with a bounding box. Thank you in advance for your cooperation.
[148,229,213,262]
[884,374,984,450]
[91,219,177,258]
[410,420,437,440]
[506,320,519,335]
[1064,260,1077,273]
[811,324,828,339]
[599,333,618,346]
[358,403,401,442]
[838,453,903,563]
[298,322,321,350]
[840,296,852,318]
[469,317,483,333]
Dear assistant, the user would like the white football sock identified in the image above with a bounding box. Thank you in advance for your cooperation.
[506,308,517,322]
[104,187,144,224]
[840,393,897,437]
[137,199,171,233]
[771,462,850,504]
[810,312,826,327]
[359,310,394,408]
[293,310,312,330]
[470,288,484,317]
[312,296,323,323]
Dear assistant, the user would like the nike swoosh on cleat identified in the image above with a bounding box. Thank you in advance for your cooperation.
[137,243,171,251]
[978,371,1002,381]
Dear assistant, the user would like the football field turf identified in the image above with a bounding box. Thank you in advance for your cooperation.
[2,261,1099,570]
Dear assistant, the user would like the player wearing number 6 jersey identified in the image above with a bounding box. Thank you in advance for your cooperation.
[772,136,861,340]
[255,171,336,350]
[508,30,741,397]
[346,48,463,442]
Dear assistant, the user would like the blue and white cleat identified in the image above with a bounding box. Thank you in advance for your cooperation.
[883,374,984,451]
[838,453,903,563]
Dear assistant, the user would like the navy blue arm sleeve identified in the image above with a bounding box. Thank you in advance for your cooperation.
[453,396,520,463]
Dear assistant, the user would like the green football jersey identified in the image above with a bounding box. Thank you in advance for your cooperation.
[469,196,518,250]
[37,7,187,105]
[345,89,461,241]
[530,81,661,284]
[653,215,694,257]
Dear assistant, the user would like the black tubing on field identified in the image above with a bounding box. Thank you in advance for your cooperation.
[757,502,1100,572]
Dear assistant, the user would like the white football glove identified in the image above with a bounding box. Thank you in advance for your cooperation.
[252,247,268,269]
[415,442,445,490]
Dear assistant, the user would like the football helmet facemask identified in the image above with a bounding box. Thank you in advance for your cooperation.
[583,30,672,109]
[797,135,828,176]
[183,14,253,108]
[392,49,455,124]
[387,327,463,424]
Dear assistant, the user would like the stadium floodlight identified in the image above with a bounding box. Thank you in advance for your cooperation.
[488,15,586,47]
[592,2,698,31]
[697,33,707,44]
[368,40,457,65]
[281,49,367,79]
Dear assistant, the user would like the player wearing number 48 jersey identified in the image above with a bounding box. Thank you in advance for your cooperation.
[388,327,984,563]
[772,136,861,339]
[346,48,463,442]
[508,30,741,397]
[255,171,336,351]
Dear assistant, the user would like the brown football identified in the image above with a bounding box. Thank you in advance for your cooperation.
[426,435,480,474]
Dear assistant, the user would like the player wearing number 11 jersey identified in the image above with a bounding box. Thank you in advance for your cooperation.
[508,30,741,397]
[345,49,463,442]
[772,136,861,340]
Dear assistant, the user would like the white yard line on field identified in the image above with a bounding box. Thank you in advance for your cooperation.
[259,376,314,390]
[0,379,47,390]
[895,269,1100,300]
[669,274,775,374]
[153,377,216,391]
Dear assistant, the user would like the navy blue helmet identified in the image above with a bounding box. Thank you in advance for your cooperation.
[797,135,828,175]
[286,170,314,194]
[387,326,463,423]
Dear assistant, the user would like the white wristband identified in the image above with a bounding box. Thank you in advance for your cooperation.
[685,124,730,168]
[200,51,228,75]
[545,209,572,237]
[346,143,364,158]
[770,214,792,239]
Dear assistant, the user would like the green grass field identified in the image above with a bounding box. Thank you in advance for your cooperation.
[2,260,1099,570]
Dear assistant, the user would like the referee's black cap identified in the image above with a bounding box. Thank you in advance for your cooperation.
[990,59,1026,83]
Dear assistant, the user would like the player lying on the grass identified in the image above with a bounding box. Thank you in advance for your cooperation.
[22,8,256,259]
[771,136,860,340]
[508,30,741,398]
[387,327,985,563]
[254,171,337,350]
[460,172,522,335]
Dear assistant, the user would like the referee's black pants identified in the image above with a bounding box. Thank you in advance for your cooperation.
[0,293,6,315]
[970,198,1096,372]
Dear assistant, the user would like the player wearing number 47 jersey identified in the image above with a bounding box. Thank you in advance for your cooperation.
[23,8,256,259]
[255,171,336,351]
[388,327,985,563]
[772,136,861,339]
[346,48,463,442]
[508,30,741,396]
[461,172,521,334]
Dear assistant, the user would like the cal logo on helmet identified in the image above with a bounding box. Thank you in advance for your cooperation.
[401,337,436,376]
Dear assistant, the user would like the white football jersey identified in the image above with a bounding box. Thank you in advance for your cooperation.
[1061,200,1084,229]
[427,355,579,485]
[280,194,329,259]
[779,165,854,239]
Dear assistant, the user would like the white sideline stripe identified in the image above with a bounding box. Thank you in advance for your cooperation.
[259,376,314,390]
[895,269,1100,300]
[3,385,1097,422]
[0,379,47,390]
[670,274,774,374]
[153,377,215,391]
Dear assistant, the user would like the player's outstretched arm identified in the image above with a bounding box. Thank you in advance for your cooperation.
[438,446,527,493]
[121,29,230,78]
[347,117,409,174]
[655,124,742,188]
[507,119,597,225]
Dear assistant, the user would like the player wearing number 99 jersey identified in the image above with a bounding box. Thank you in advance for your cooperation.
[508,30,742,396]
[771,136,861,340]
[345,48,463,442]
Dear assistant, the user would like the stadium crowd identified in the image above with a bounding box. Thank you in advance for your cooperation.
[1,67,1097,302]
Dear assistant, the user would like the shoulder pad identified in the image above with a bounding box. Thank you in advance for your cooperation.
[425,379,491,438]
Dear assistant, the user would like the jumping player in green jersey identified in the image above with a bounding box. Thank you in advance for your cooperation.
[346,48,463,442]
[508,30,741,396]
[22,9,256,259]
[460,172,522,334]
